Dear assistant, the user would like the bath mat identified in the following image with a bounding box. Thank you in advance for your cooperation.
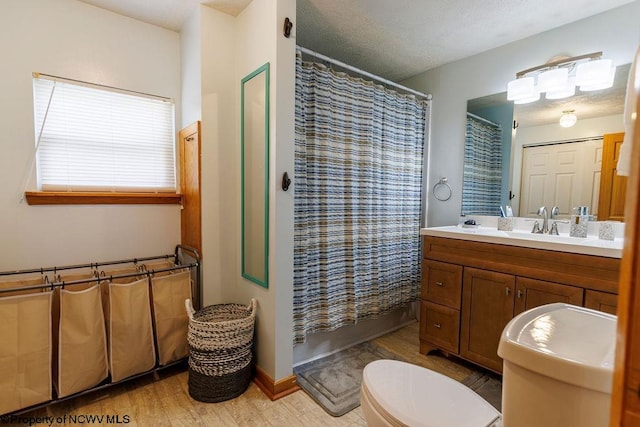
[293,341,404,417]
[462,370,503,411]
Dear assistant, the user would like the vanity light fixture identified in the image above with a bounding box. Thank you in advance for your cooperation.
[559,110,577,128]
[507,52,616,104]
[546,77,576,99]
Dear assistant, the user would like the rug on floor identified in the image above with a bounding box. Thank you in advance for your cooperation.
[293,341,404,417]
[461,370,503,411]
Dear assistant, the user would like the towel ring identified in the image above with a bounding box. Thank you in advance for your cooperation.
[433,177,452,201]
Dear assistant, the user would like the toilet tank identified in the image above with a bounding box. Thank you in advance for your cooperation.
[498,303,616,427]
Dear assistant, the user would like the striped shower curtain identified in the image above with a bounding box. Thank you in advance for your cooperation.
[462,114,503,215]
[293,52,427,344]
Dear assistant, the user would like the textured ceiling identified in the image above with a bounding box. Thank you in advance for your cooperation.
[78,0,252,31]
[78,0,633,126]
[78,0,635,81]
[296,0,635,81]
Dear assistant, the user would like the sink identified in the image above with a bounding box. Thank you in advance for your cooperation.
[502,230,599,244]
[457,227,598,243]
[420,225,623,258]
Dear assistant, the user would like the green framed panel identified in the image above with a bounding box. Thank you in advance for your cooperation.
[241,63,270,288]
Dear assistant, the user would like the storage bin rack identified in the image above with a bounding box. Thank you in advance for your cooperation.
[0,244,201,416]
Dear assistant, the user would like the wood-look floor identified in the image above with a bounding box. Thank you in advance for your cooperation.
[20,321,476,426]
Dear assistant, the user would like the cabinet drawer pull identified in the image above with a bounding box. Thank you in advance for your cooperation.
[435,281,444,287]
[506,287,510,296]
[433,322,441,329]
[517,290,523,299]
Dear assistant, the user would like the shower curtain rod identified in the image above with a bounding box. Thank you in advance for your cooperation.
[297,46,432,100]
[467,112,500,127]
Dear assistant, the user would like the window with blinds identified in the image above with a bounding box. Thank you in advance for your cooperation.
[32,75,176,192]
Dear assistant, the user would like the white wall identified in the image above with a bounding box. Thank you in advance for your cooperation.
[403,2,640,227]
[516,114,623,146]
[0,0,181,270]
[182,0,296,381]
[234,0,296,381]
[198,6,237,306]
[181,9,202,128]
[272,0,296,380]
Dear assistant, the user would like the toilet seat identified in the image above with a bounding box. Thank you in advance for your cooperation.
[361,359,501,427]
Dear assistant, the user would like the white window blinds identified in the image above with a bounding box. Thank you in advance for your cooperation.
[33,75,176,192]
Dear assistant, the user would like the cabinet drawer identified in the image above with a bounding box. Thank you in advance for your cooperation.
[422,260,462,309]
[420,301,460,353]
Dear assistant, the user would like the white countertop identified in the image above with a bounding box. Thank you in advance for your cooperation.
[420,225,623,258]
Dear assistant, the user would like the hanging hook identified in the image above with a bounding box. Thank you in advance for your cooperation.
[43,275,54,291]
[283,17,293,38]
[282,172,291,191]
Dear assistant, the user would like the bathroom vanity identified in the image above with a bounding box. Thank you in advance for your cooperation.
[419,225,622,373]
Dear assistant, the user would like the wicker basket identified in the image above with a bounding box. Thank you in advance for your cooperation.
[185,298,257,403]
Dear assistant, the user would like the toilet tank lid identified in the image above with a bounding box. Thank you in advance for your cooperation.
[498,303,616,393]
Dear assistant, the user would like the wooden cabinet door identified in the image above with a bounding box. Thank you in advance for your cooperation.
[460,267,515,373]
[584,289,618,315]
[514,277,584,316]
[179,121,202,257]
[598,132,626,221]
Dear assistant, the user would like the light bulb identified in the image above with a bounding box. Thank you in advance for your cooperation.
[546,77,576,100]
[507,77,536,101]
[537,68,568,93]
[575,59,614,87]
[559,111,577,128]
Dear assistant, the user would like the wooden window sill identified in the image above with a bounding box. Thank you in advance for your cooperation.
[24,191,183,205]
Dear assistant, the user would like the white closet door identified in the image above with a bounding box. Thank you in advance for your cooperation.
[519,139,602,218]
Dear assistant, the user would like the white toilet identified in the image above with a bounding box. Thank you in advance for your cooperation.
[361,303,615,427]
[498,303,616,427]
[360,359,502,427]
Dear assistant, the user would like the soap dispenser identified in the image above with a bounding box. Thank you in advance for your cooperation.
[569,206,589,238]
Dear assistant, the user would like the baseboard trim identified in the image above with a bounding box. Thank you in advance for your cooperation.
[254,366,300,401]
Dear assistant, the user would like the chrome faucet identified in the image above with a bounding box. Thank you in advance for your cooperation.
[537,206,549,234]
[547,206,559,234]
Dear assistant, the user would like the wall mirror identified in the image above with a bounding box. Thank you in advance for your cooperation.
[241,63,270,287]
[464,63,629,220]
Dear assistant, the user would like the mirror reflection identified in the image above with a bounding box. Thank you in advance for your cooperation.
[241,63,270,288]
[464,63,629,221]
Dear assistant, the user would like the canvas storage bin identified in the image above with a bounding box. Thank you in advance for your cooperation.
[101,260,174,279]
[150,270,192,365]
[0,277,46,297]
[186,298,257,402]
[106,278,156,382]
[54,283,108,397]
[0,291,53,415]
